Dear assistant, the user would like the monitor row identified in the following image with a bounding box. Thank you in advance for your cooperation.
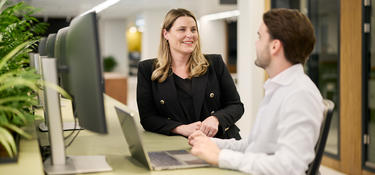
[36,12,107,134]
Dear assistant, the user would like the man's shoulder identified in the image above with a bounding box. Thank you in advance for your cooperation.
[296,74,321,94]
[276,73,322,101]
[290,76,322,105]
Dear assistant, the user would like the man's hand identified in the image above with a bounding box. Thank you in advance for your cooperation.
[188,130,220,166]
[171,121,202,137]
[200,116,219,137]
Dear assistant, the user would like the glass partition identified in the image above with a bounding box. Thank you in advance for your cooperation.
[364,0,375,170]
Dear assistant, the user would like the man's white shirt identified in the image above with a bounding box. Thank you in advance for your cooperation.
[213,64,324,175]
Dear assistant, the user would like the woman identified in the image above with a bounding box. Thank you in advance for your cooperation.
[136,8,243,139]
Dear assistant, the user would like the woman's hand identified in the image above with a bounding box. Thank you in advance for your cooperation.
[200,116,219,137]
[171,121,202,137]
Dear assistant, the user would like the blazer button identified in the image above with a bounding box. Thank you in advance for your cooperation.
[160,100,165,104]
[209,92,215,98]
[224,127,230,131]
[211,111,215,115]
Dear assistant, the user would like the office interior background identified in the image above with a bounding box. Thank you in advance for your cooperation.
[2,0,374,174]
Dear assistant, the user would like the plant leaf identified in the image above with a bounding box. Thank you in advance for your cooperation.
[0,78,39,92]
[42,81,72,100]
[0,40,35,70]
[0,96,36,105]
[0,0,6,12]
[0,126,16,157]
[0,106,26,123]
[2,122,30,139]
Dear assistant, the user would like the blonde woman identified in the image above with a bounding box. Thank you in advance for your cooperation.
[136,8,243,139]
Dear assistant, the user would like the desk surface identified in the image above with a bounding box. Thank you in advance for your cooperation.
[38,95,246,175]
[0,119,44,175]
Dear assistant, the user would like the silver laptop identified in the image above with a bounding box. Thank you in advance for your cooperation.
[115,107,210,170]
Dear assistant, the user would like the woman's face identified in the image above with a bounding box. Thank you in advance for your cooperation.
[164,16,198,57]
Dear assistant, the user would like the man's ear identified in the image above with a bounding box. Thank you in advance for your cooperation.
[163,29,169,40]
[270,39,282,55]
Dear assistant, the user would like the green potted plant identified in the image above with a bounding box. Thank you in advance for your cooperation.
[0,0,61,160]
[103,56,118,72]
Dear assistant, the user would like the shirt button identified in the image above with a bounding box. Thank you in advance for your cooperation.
[225,127,230,131]
[160,100,165,104]
[209,92,215,98]
[211,111,215,114]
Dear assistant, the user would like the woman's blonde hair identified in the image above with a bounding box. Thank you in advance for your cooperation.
[151,8,209,83]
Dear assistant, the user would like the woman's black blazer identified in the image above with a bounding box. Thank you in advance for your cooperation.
[136,54,244,139]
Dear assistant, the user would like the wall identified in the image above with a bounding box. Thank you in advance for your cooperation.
[141,9,168,60]
[98,19,128,75]
[236,0,265,137]
[199,19,227,61]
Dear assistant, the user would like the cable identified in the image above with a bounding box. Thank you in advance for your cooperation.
[64,109,81,149]
[63,117,78,140]
[65,127,81,149]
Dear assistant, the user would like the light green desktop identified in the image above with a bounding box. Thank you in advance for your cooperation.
[0,94,246,175]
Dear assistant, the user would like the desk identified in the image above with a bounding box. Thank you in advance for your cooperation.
[38,95,246,175]
[0,121,44,175]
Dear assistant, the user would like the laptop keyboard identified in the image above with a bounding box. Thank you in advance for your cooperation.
[148,151,183,167]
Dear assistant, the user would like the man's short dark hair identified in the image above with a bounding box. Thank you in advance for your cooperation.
[263,8,316,64]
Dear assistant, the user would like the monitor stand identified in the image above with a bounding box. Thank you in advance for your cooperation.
[36,55,83,132]
[44,156,111,175]
[41,58,112,174]
[38,122,83,132]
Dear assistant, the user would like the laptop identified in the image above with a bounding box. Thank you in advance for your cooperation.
[115,107,210,170]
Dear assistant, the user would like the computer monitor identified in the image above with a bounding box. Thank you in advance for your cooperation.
[38,37,48,56]
[43,12,111,174]
[65,12,107,134]
[46,34,57,58]
[54,27,72,95]
[39,30,80,132]
[42,27,84,132]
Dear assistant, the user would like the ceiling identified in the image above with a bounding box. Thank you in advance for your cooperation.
[19,0,237,19]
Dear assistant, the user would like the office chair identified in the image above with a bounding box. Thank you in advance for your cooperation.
[306,99,335,175]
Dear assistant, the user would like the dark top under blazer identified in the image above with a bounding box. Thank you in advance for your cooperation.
[136,54,244,139]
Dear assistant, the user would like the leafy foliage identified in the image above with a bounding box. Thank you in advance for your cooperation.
[0,0,48,74]
[0,0,48,157]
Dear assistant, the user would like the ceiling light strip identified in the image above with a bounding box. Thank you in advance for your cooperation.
[80,0,120,16]
[200,10,240,21]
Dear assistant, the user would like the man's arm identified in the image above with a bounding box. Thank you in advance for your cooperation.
[189,90,323,175]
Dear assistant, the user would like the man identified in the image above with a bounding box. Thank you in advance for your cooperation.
[188,8,324,175]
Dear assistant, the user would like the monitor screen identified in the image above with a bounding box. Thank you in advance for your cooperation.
[38,37,48,56]
[46,33,57,58]
[65,12,107,134]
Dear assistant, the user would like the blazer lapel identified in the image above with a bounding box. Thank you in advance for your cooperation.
[192,73,208,121]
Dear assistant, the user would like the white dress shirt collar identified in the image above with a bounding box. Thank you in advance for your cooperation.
[264,63,304,93]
